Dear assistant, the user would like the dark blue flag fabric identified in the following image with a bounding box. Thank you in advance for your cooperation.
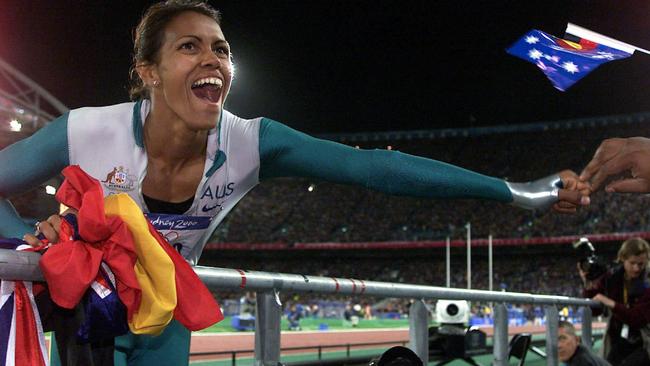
[507,29,632,91]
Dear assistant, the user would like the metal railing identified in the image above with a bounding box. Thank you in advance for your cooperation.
[0,249,600,366]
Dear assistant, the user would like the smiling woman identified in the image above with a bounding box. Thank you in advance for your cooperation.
[0,0,593,365]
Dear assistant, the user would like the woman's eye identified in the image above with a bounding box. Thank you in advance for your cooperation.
[214,46,229,56]
[180,42,196,51]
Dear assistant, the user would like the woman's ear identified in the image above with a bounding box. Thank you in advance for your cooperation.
[136,63,159,88]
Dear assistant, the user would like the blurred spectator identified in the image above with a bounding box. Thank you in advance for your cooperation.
[364,302,373,320]
[344,303,360,327]
[558,320,610,366]
[240,292,256,316]
[287,304,303,331]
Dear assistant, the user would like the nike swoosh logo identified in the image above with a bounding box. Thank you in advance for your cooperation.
[202,203,220,212]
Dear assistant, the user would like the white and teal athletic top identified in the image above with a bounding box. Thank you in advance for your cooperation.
[0,100,512,264]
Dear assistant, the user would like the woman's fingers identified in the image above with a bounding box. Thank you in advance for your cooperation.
[23,233,42,247]
[24,214,63,247]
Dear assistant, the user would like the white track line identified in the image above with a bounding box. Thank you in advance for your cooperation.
[192,327,409,337]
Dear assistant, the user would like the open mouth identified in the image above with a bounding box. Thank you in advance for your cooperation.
[191,77,223,103]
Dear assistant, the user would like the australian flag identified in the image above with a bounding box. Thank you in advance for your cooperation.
[507,29,632,91]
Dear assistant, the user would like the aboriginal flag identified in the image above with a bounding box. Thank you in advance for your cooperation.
[507,28,632,91]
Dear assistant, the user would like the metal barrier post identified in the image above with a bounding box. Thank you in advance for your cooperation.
[581,306,593,349]
[492,303,508,366]
[545,305,559,366]
[408,299,429,365]
[255,291,281,366]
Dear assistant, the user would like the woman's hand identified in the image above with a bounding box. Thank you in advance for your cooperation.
[592,293,616,309]
[553,170,591,214]
[506,171,590,211]
[23,208,78,247]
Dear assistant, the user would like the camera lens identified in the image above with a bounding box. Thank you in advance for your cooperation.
[447,304,459,316]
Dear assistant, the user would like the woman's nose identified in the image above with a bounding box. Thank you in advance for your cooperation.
[201,50,221,68]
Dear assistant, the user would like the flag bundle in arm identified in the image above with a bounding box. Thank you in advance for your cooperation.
[1,165,223,364]
[506,24,637,91]
[47,165,223,332]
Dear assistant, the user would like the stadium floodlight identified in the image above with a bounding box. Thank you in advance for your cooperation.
[0,56,68,132]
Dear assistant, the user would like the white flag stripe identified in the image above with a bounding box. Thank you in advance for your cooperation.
[565,23,649,55]
[6,287,15,366]
[0,281,15,309]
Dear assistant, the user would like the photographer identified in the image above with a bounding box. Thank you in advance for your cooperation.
[579,238,650,366]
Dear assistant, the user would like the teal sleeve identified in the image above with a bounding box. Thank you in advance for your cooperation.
[0,114,70,238]
[258,118,513,202]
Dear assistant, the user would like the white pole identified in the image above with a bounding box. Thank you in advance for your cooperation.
[489,234,493,292]
[566,23,650,55]
[446,236,451,288]
[466,222,471,290]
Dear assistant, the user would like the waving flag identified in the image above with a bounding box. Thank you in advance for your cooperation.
[507,25,635,91]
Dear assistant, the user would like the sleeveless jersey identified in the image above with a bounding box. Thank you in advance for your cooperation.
[67,100,261,264]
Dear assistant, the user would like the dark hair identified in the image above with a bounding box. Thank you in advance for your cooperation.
[129,0,221,100]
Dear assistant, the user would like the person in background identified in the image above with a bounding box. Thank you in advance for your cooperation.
[581,238,650,365]
[287,304,303,331]
[558,320,611,366]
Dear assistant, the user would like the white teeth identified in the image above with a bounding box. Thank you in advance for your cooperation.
[192,77,223,88]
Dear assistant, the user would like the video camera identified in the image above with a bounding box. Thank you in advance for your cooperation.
[573,237,609,281]
[429,300,487,360]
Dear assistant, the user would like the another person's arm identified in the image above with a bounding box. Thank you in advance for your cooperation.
[580,267,607,317]
[0,114,69,239]
[580,137,650,193]
[259,119,588,211]
[592,290,650,328]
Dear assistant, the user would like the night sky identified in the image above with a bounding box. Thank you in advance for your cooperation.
[0,0,648,134]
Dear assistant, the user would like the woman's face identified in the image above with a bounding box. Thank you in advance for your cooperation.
[623,254,648,279]
[148,11,232,130]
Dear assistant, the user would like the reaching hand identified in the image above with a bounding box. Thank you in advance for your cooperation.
[553,170,591,214]
[580,137,650,193]
[506,171,590,212]
[592,293,615,309]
